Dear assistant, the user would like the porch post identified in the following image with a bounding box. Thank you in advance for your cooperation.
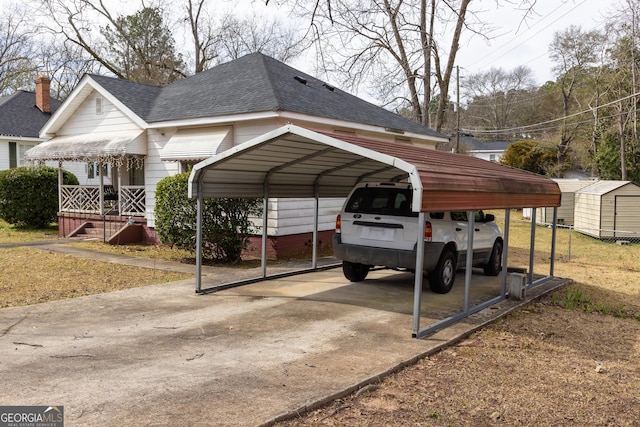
[99,162,105,215]
[117,165,123,216]
[57,161,63,213]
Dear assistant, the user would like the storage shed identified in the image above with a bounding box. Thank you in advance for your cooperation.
[536,179,595,226]
[574,180,640,239]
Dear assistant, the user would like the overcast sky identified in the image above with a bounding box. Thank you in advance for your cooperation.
[456,0,615,85]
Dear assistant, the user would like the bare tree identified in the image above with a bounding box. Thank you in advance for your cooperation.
[0,4,39,95]
[463,65,536,136]
[284,0,538,132]
[549,25,605,164]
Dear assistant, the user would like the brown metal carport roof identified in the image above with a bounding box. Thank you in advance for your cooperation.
[189,125,561,210]
[188,124,561,338]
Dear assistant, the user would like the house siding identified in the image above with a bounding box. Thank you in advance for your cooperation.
[146,129,181,228]
[57,92,140,135]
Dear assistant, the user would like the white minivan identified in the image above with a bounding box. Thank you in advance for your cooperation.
[332,182,503,293]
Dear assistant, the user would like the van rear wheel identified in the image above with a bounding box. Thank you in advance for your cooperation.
[343,261,369,282]
[428,249,456,294]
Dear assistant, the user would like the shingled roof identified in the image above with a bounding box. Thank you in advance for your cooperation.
[87,53,443,138]
[0,90,62,138]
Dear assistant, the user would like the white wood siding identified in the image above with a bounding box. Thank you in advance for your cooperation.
[145,129,181,227]
[57,91,140,136]
[268,198,344,236]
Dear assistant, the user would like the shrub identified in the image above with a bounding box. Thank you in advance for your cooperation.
[0,165,79,228]
[154,173,261,263]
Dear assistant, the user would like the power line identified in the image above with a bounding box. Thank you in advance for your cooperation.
[462,90,640,135]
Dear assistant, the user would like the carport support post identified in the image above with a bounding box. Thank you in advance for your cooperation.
[312,185,319,269]
[261,184,269,278]
[550,207,558,277]
[412,212,427,336]
[500,209,511,296]
[195,185,203,293]
[529,208,537,285]
[464,211,475,312]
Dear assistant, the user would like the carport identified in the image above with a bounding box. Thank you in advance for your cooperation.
[189,124,561,338]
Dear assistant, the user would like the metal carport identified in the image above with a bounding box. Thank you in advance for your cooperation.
[189,124,561,338]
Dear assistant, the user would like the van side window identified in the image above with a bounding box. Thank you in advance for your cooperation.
[451,212,467,221]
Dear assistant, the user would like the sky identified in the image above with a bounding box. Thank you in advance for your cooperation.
[455,0,615,85]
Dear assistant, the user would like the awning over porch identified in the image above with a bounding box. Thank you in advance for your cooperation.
[160,127,233,162]
[24,130,146,163]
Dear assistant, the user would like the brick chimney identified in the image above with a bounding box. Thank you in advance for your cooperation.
[35,75,51,113]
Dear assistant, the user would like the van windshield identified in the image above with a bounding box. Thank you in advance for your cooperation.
[345,187,418,217]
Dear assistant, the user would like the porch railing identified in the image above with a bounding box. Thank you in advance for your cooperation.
[61,185,146,216]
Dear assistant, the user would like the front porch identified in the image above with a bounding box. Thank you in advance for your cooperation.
[57,184,148,244]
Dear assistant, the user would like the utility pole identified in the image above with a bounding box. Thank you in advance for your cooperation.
[455,65,460,153]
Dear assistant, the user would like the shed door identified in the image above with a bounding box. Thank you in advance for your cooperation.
[614,196,640,238]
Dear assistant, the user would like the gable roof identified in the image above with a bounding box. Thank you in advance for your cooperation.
[0,90,62,138]
[577,180,640,196]
[75,53,443,139]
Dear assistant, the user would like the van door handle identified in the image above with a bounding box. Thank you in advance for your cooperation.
[455,227,462,231]
[475,228,480,232]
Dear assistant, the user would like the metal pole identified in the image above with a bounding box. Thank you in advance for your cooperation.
[195,184,203,293]
[529,208,537,286]
[500,209,511,296]
[550,207,558,277]
[412,212,426,337]
[464,210,474,312]
[261,185,269,278]
[312,186,319,269]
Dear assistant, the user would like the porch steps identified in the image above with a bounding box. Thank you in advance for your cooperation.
[68,222,116,242]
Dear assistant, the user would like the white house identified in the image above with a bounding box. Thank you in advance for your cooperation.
[459,134,513,163]
[26,53,447,257]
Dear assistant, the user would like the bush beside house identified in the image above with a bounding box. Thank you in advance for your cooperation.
[154,173,262,263]
[0,166,79,228]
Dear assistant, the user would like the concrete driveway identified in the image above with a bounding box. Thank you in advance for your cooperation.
[0,260,567,426]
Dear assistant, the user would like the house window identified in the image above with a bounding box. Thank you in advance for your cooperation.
[96,97,103,115]
[8,142,17,168]
[87,162,109,179]
[489,154,496,162]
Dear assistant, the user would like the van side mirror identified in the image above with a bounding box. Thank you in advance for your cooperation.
[485,214,495,222]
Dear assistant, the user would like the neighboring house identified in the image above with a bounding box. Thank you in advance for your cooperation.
[26,53,447,256]
[0,76,62,170]
[459,134,513,163]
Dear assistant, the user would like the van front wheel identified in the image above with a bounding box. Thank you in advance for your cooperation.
[343,261,369,282]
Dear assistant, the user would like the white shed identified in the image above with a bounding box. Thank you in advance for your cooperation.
[574,180,640,239]
[536,179,595,226]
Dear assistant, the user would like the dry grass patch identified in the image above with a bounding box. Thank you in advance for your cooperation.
[0,247,190,308]
[281,302,640,427]
[0,219,58,244]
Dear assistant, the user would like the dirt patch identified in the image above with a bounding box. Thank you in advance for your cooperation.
[280,299,640,426]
